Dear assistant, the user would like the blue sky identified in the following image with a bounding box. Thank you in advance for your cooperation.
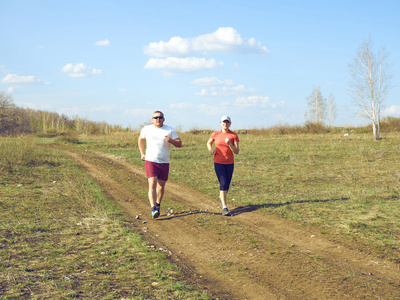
[1,0,399,131]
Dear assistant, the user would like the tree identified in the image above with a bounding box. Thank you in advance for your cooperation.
[0,91,16,135]
[348,36,393,140]
[305,86,327,124]
[327,93,337,127]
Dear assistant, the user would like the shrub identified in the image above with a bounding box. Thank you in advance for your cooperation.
[381,116,400,132]
[0,136,36,173]
[303,121,326,134]
[57,130,80,143]
[36,128,59,138]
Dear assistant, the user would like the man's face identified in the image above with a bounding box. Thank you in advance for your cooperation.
[152,113,165,128]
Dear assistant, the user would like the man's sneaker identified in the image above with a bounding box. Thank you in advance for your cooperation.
[222,207,230,216]
[156,204,160,216]
[152,207,159,219]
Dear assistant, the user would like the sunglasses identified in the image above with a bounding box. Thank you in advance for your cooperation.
[153,116,164,120]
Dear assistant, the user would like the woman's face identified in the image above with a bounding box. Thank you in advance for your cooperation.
[221,120,231,130]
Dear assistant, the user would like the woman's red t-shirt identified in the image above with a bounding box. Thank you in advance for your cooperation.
[210,130,239,164]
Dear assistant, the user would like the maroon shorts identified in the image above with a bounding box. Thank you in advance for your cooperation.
[145,161,169,181]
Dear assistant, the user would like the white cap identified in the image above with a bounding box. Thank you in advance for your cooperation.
[220,115,231,122]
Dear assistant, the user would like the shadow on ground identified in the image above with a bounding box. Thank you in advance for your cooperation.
[230,197,350,216]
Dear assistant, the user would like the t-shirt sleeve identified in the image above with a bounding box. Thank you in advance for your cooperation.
[171,128,179,139]
[140,126,147,138]
[210,131,217,141]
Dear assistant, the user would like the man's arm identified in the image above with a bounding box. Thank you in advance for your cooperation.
[166,136,182,148]
[138,135,146,161]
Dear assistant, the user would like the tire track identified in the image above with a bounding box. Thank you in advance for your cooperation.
[57,147,400,299]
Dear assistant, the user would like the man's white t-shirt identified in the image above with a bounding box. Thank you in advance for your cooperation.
[140,124,179,163]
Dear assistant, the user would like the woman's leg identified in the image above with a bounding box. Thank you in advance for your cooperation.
[215,163,234,207]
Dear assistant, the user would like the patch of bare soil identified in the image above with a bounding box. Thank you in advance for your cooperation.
[57,147,400,299]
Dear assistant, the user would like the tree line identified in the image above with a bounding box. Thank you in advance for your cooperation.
[0,92,128,136]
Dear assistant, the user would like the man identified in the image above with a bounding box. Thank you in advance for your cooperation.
[138,111,182,218]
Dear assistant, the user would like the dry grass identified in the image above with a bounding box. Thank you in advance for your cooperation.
[0,141,210,299]
[88,131,400,260]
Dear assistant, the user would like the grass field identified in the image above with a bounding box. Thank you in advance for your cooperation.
[0,136,210,299]
[85,131,400,258]
[1,131,400,298]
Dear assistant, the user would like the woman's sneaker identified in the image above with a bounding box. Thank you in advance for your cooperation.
[222,207,230,216]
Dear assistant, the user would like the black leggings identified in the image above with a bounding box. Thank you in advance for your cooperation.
[214,163,234,191]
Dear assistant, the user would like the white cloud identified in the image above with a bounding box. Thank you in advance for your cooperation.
[144,57,223,74]
[235,96,283,108]
[0,65,9,73]
[170,102,193,109]
[385,105,400,115]
[117,88,127,93]
[144,27,269,57]
[7,87,14,93]
[1,73,40,84]
[21,102,54,111]
[62,63,102,78]
[197,103,221,115]
[124,108,153,116]
[91,68,102,75]
[195,84,255,97]
[95,39,110,46]
[58,107,81,116]
[145,36,190,57]
[191,77,234,86]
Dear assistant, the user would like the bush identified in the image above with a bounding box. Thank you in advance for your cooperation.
[0,136,36,173]
[381,116,400,132]
[36,128,59,138]
[303,121,326,134]
[57,130,80,143]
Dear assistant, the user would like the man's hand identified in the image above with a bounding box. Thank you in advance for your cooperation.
[165,136,182,148]
[165,136,173,143]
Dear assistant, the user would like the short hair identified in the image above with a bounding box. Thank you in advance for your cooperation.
[153,111,164,117]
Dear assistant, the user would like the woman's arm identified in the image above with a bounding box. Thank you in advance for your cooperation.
[225,138,239,154]
[207,138,216,155]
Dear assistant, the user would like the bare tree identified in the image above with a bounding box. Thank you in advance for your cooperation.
[327,93,337,127]
[0,92,16,135]
[305,86,327,124]
[348,36,393,140]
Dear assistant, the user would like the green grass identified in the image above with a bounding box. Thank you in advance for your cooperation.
[12,130,399,296]
[71,131,400,259]
[0,140,210,299]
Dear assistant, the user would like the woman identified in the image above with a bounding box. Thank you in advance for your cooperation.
[207,115,239,216]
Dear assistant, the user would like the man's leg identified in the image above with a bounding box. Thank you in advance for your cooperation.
[148,177,158,208]
[156,179,167,205]
[148,177,167,218]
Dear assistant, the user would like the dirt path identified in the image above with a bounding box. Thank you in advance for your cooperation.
[57,147,400,299]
